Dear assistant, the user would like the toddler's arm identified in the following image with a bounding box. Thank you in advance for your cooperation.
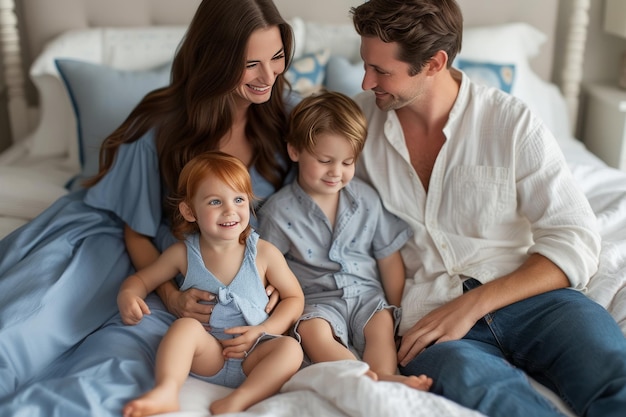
[117,242,187,324]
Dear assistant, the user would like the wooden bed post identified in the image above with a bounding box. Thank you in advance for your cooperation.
[0,0,29,143]
[561,0,591,135]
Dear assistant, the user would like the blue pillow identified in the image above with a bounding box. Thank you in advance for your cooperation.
[454,58,516,93]
[324,55,365,97]
[55,59,171,187]
[285,49,330,96]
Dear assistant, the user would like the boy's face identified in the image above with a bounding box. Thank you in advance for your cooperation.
[288,132,356,199]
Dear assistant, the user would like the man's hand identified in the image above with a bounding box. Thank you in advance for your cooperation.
[398,291,482,366]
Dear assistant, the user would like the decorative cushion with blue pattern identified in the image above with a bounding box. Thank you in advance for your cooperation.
[454,58,516,93]
[285,49,330,96]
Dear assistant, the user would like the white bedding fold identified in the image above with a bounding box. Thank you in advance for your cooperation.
[175,361,485,417]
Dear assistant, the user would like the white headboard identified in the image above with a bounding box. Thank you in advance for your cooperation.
[1,0,589,142]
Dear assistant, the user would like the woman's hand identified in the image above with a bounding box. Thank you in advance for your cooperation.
[160,280,216,323]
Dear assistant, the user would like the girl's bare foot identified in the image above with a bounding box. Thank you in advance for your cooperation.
[122,383,180,417]
[210,390,252,415]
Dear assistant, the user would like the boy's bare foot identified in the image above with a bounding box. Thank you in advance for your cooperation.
[122,383,180,417]
[377,373,433,391]
[364,368,379,381]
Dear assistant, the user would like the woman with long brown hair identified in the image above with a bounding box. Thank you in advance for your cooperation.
[0,1,295,415]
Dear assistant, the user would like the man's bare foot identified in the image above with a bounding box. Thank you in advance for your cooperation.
[377,373,433,391]
[122,383,180,417]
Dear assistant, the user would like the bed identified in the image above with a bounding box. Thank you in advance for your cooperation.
[1,0,625,416]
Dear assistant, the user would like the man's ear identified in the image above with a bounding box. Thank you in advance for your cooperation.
[179,201,196,223]
[287,143,300,162]
[426,50,448,74]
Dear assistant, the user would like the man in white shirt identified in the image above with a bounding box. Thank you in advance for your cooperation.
[351,1,626,416]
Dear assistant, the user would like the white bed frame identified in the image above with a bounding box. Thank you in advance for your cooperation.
[0,0,591,146]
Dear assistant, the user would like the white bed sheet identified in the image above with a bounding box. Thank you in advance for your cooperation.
[0,138,76,240]
[174,360,486,417]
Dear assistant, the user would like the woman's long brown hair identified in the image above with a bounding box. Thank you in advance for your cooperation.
[84,0,293,199]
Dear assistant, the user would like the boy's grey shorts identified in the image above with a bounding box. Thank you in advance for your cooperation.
[294,288,401,359]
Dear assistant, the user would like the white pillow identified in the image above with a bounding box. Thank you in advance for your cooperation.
[302,21,361,63]
[458,23,546,101]
[290,17,307,59]
[458,22,570,138]
[101,27,186,69]
[460,22,546,64]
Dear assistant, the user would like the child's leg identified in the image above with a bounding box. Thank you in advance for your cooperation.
[363,309,432,391]
[122,318,223,417]
[210,336,303,415]
[298,318,356,363]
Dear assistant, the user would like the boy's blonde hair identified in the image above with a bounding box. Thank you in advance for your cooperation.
[287,90,367,159]
[170,151,255,242]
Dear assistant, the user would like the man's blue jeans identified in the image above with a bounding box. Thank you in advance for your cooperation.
[399,278,626,417]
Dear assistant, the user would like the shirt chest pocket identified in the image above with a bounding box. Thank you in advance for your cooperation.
[451,166,515,231]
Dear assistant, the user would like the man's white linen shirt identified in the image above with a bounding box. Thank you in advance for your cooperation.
[355,71,601,334]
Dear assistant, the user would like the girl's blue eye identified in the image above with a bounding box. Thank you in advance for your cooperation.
[209,199,220,206]
[235,197,245,204]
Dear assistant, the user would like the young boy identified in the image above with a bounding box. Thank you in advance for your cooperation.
[258,91,431,390]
